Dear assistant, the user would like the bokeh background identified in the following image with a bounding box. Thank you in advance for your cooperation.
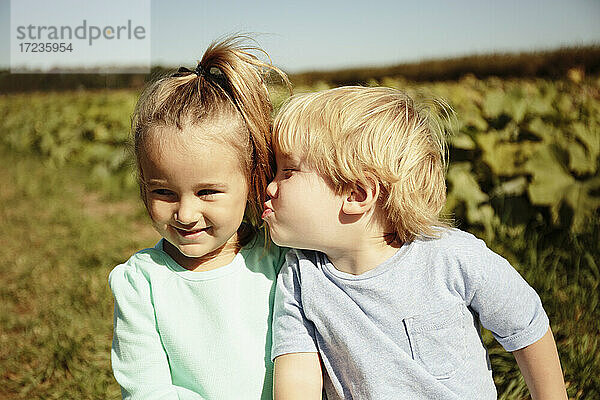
[0,0,599,398]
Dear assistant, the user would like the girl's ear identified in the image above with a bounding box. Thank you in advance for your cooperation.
[341,178,380,215]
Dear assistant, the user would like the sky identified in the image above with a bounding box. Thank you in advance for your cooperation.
[0,0,599,73]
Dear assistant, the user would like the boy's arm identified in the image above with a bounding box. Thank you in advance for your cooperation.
[273,352,323,400]
[512,327,567,400]
[272,250,323,399]
[458,235,565,399]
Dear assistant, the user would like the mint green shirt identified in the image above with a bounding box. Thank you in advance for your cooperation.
[109,235,286,399]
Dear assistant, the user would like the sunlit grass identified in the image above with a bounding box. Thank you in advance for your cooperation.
[483,221,599,399]
[0,148,158,399]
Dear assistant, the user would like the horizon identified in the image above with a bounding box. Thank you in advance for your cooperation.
[2,44,597,77]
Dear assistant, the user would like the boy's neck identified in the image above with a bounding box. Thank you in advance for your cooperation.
[324,234,402,276]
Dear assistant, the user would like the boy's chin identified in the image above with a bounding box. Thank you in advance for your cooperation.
[268,230,295,248]
[267,225,321,250]
[271,235,315,252]
[269,234,288,247]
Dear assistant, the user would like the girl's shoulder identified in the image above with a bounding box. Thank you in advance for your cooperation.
[240,232,289,275]
[108,240,173,292]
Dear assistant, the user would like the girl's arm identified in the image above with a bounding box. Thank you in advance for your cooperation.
[512,327,568,400]
[110,264,189,399]
[273,353,323,400]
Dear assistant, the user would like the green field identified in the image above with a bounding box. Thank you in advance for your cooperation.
[0,73,598,399]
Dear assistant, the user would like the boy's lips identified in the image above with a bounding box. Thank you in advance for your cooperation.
[261,204,273,219]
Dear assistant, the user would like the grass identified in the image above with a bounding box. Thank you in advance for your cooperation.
[0,146,597,399]
[481,222,599,399]
[0,148,159,399]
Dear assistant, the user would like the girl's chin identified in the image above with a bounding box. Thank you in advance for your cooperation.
[176,242,209,256]
[164,238,204,257]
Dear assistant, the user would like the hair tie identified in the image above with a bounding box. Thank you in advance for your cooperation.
[171,63,207,78]
[194,63,205,77]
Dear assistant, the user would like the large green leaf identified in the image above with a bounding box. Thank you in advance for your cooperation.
[482,89,505,119]
[568,122,600,175]
[527,117,561,141]
[450,133,476,150]
[527,144,575,207]
[461,107,488,132]
[477,133,539,177]
[564,176,600,232]
[526,144,600,232]
[446,162,495,236]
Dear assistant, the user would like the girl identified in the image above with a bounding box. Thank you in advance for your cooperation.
[109,36,290,399]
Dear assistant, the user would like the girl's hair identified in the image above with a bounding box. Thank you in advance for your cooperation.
[273,86,453,243]
[132,35,290,246]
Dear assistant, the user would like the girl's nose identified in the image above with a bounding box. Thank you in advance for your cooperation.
[174,196,201,225]
[266,179,278,199]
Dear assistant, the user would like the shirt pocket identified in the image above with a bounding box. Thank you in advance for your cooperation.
[403,303,466,379]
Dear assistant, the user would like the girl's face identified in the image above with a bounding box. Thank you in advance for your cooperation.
[140,124,249,271]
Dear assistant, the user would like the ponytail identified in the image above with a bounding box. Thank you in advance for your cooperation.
[200,36,291,232]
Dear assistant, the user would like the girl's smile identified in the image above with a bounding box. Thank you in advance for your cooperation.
[172,225,211,239]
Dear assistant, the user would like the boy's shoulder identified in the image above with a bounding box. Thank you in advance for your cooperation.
[277,249,322,280]
[408,227,490,259]
[413,228,512,284]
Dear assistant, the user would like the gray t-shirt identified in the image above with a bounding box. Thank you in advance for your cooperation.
[271,228,549,400]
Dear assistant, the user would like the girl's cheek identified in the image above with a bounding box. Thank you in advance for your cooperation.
[147,200,168,220]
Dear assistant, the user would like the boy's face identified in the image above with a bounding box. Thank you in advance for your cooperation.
[263,148,345,251]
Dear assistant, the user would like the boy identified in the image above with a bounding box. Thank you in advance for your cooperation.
[262,86,567,399]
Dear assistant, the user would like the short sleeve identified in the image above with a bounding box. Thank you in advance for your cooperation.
[271,250,319,360]
[109,263,183,399]
[465,238,550,352]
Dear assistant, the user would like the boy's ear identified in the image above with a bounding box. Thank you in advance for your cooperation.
[341,178,380,215]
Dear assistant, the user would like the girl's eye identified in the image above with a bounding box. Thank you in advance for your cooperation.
[152,189,174,196]
[197,189,219,197]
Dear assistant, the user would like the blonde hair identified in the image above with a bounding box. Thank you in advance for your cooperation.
[132,35,290,245]
[273,86,452,243]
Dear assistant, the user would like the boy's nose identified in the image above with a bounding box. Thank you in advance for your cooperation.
[266,179,278,198]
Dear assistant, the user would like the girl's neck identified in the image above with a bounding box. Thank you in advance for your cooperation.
[163,237,241,272]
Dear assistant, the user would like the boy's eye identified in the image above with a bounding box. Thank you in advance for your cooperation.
[282,168,295,177]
